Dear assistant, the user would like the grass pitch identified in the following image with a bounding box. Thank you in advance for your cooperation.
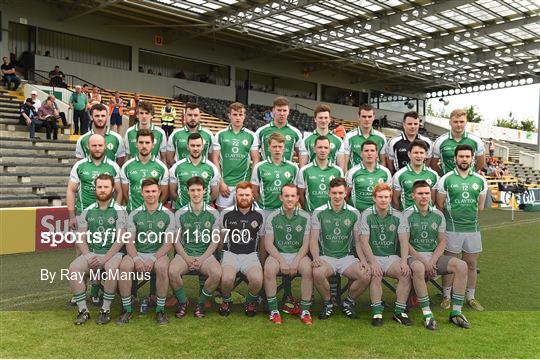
[1,209,539,358]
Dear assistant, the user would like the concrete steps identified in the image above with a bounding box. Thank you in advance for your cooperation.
[0,172,68,185]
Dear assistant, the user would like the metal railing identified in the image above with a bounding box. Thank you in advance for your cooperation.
[27,69,114,98]
[172,85,228,121]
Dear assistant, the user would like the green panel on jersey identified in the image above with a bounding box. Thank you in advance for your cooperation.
[255,159,297,210]
[125,124,165,158]
[403,206,444,252]
[172,158,217,208]
[74,158,119,214]
[315,204,359,258]
[80,200,125,254]
[268,208,310,253]
[438,132,481,174]
[79,128,121,160]
[130,204,174,253]
[346,128,385,167]
[170,126,213,161]
[303,131,342,163]
[216,126,255,186]
[440,169,486,232]
[300,162,342,212]
[363,207,402,256]
[122,156,167,212]
[349,164,390,212]
[258,122,301,162]
[176,204,219,257]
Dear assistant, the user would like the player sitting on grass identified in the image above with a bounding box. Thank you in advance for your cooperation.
[169,176,222,319]
[219,182,265,317]
[359,183,412,327]
[311,178,371,320]
[116,178,175,326]
[263,184,313,325]
[70,174,127,325]
[403,180,470,329]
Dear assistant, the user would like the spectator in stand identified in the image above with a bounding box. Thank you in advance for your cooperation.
[128,93,141,126]
[30,90,42,109]
[69,85,89,135]
[1,56,20,90]
[108,91,124,133]
[20,97,42,140]
[37,97,59,140]
[160,99,176,138]
[49,65,67,88]
[46,94,68,127]
[88,87,102,107]
[263,109,273,123]
[488,138,495,158]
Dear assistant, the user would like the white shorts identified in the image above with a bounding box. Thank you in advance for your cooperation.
[174,254,216,266]
[446,231,482,254]
[216,186,236,209]
[375,255,401,274]
[80,252,122,265]
[137,252,156,262]
[321,255,358,275]
[221,251,261,274]
[279,252,297,265]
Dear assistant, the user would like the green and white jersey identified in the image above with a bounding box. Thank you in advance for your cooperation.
[251,158,298,210]
[338,127,386,168]
[296,161,343,212]
[360,206,407,257]
[127,203,176,254]
[254,121,303,161]
[265,207,311,253]
[75,127,126,160]
[78,199,127,254]
[346,162,391,212]
[436,168,487,232]
[120,155,169,213]
[175,203,220,257]
[432,131,485,174]
[69,156,121,215]
[392,164,439,210]
[299,129,342,163]
[169,157,220,209]
[311,202,361,258]
[167,125,214,161]
[402,205,446,253]
[212,125,259,186]
[124,123,167,158]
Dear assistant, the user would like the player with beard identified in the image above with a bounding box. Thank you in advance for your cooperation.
[70,174,127,325]
[436,144,487,314]
[169,132,220,209]
[75,103,126,166]
[166,103,214,166]
[124,101,167,161]
[120,129,169,213]
[218,182,265,317]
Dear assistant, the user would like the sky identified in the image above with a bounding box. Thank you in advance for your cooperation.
[427,83,539,126]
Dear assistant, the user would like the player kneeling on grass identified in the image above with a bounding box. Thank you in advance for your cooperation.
[70,174,127,325]
[219,182,265,317]
[117,178,176,326]
[264,183,313,325]
[359,183,412,327]
[403,180,470,330]
[311,178,371,320]
[169,176,222,319]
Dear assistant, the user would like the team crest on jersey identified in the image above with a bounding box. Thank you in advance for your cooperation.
[157,221,165,229]
[343,219,351,226]
[107,143,114,150]
[378,178,384,183]
[107,217,115,225]
[431,222,438,230]
[242,139,249,146]
[151,170,158,177]
[201,171,209,179]
[251,220,259,228]
[330,143,335,149]
[285,135,291,141]
[295,224,303,232]
[388,224,396,231]
[426,179,432,185]
[472,183,479,190]
[284,171,291,179]
[205,221,211,228]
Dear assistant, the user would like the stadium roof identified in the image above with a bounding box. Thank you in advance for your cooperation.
[57,0,540,97]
